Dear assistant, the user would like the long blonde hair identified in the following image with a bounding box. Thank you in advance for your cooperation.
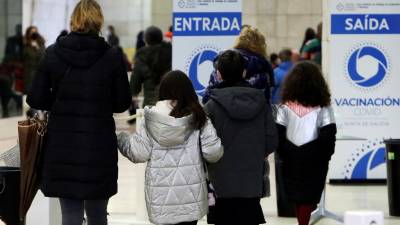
[233,25,267,58]
[70,0,104,34]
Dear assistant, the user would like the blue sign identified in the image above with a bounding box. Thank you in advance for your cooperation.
[173,12,242,36]
[331,14,400,34]
[188,49,218,96]
[347,46,388,88]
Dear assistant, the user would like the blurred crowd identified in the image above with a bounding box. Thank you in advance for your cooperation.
[0,18,323,120]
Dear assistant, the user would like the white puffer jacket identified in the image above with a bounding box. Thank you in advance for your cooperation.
[117,101,223,225]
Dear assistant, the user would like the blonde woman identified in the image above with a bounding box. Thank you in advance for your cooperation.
[27,1,131,225]
[203,25,274,104]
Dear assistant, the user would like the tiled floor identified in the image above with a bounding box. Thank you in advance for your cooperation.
[1,116,400,225]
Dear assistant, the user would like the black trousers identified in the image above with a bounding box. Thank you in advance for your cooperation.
[213,198,265,225]
[59,198,108,225]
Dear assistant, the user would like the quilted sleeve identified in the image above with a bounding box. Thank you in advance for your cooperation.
[117,120,152,163]
[275,104,288,126]
[200,119,223,163]
[318,106,336,128]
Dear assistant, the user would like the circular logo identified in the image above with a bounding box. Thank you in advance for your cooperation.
[186,47,219,96]
[336,3,345,11]
[347,44,389,88]
[343,139,386,180]
[178,0,185,8]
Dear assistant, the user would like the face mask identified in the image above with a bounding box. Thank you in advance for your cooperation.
[30,32,39,40]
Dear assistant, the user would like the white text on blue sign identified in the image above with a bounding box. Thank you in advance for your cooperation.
[331,14,400,34]
[173,12,242,36]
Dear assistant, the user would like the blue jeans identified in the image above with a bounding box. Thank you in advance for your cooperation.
[59,198,108,225]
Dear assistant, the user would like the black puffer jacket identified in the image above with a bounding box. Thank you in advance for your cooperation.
[130,42,172,107]
[27,32,131,200]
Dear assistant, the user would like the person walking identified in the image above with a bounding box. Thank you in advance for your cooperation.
[204,50,278,225]
[301,23,322,65]
[106,25,119,47]
[271,48,293,105]
[4,24,23,63]
[203,25,274,104]
[275,61,336,225]
[299,28,316,54]
[23,26,45,93]
[130,26,172,107]
[27,1,131,225]
[118,70,223,225]
[135,30,145,51]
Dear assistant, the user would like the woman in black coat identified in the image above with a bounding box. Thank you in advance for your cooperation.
[27,1,131,225]
[275,61,336,225]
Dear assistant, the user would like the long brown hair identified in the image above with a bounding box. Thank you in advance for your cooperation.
[23,26,45,47]
[281,61,331,107]
[158,70,207,129]
[70,0,104,34]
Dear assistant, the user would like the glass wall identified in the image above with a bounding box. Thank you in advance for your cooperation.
[0,0,23,118]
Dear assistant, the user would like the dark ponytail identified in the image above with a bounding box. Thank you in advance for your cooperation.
[159,70,207,129]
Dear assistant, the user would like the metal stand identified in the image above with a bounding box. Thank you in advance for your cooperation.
[294,189,344,225]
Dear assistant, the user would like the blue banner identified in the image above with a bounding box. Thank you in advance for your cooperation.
[331,14,400,34]
[173,12,242,36]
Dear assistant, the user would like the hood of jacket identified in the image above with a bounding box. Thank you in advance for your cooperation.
[55,32,110,68]
[144,101,194,147]
[210,86,265,120]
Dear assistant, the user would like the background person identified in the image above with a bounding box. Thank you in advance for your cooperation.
[0,66,22,118]
[291,49,301,63]
[301,23,322,65]
[271,48,293,105]
[204,50,277,225]
[270,52,280,69]
[164,25,173,42]
[118,70,223,225]
[4,24,23,63]
[0,24,23,117]
[27,1,131,224]
[130,26,172,107]
[23,26,45,94]
[299,27,316,54]
[106,25,119,47]
[203,25,274,104]
[135,30,145,51]
[276,61,336,225]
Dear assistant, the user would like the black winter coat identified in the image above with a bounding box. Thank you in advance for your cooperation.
[130,42,172,107]
[205,82,278,198]
[276,123,337,204]
[27,32,131,200]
